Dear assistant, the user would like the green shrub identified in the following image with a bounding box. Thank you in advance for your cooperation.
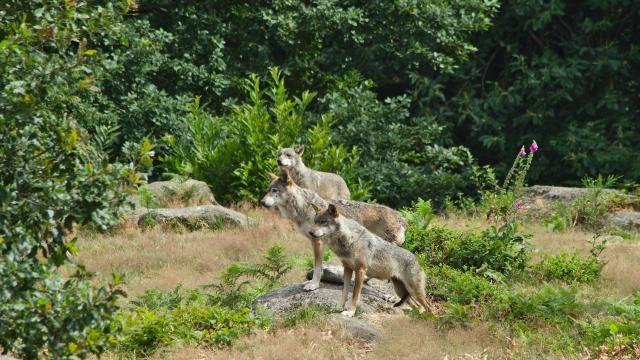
[405,222,529,278]
[208,245,293,308]
[116,287,268,356]
[115,246,291,356]
[577,292,640,357]
[507,285,581,323]
[425,265,506,307]
[0,1,153,357]
[162,68,369,203]
[532,251,602,284]
[322,75,491,208]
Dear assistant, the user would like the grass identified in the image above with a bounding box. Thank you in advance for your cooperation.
[75,206,640,359]
[74,208,308,296]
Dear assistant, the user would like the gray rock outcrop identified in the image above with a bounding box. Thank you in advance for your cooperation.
[131,179,217,208]
[132,205,256,229]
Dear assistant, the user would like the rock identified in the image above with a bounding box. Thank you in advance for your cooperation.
[524,185,623,203]
[597,235,625,243]
[131,179,217,208]
[133,205,256,229]
[328,314,381,343]
[253,282,397,317]
[520,185,637,221]
[606,212,640,231]
[305,259,345,285]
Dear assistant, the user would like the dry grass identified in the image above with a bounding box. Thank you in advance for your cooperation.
[79,206,640,359]
[148,325,361,360]
[367,317,502,360]
[74,207,310,296]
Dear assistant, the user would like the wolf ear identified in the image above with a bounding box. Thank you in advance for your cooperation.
[328,204,339,218]
[310,203,320,213]
[267,172,278,182]
[280,169,293,187]
[294,145,304,156]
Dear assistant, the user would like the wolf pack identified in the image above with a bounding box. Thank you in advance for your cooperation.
[261,146,433,317]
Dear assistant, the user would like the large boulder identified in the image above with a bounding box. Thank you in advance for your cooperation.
[132,205,256,229]
[131,179,217,208]
[521,185,637,224]
[523,185,624,203]
[606,211,640,231]
[254,282,397,317]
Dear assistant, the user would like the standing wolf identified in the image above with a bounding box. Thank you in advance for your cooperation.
[276,146,351,200]
[260,170,405,291]
[309,204,432,317]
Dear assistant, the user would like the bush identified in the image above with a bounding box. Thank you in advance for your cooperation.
[405,223,529,278]
[532,251,602,284]
[425,265,506,307]
[115,245,291,356]
[507,285,581,323]
[0,1,152,357]
[162,68,369,203]
[116,287,268,356]
[322,75,490,207]
[578,292,640,357]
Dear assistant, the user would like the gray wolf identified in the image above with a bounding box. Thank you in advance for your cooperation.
[309,204,432,317]
[260,171,405,291]
[276,146,351,200]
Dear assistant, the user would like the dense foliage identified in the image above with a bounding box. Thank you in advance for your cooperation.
[161,69,369,203]
[431,0,640,185]
[0,1,153,357]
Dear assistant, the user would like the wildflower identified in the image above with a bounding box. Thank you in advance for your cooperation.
[519,146,526,157]
[529,140,538,154]
[516,201,523,210]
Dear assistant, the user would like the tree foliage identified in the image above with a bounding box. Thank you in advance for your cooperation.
[0,1,152,357]
[432,0,640,185]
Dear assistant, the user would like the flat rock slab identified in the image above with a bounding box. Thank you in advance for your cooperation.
[254,282,397,317]
[130,205,257,229]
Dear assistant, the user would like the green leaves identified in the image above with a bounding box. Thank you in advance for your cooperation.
[162,69,368,203]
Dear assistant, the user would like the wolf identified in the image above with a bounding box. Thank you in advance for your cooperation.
[331,198,406,246]
[260,170,405,291]
[276,146,351,200]
[309,204,432,317]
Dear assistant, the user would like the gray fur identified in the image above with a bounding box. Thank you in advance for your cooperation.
[310,206,431,315]
[332,199,406,246]
[277,147,351,200]
[262,172,405,245]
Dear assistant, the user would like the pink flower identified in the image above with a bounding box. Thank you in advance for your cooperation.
[519,146,526,157]
[529,140,538,154]
[516,201,523,210]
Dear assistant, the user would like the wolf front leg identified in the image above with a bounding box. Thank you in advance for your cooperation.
[303,238,323,291]
[341,263,353,310]
[342,266,365,317]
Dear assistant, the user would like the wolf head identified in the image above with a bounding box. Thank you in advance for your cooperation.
[260,170,295,208]
[309,204,340,238]
[276,146,304,169]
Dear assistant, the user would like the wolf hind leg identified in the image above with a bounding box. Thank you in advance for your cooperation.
[391,278,409,307]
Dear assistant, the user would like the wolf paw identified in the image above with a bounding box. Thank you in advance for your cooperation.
[303,281,319,291]
[340,309,356,317]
